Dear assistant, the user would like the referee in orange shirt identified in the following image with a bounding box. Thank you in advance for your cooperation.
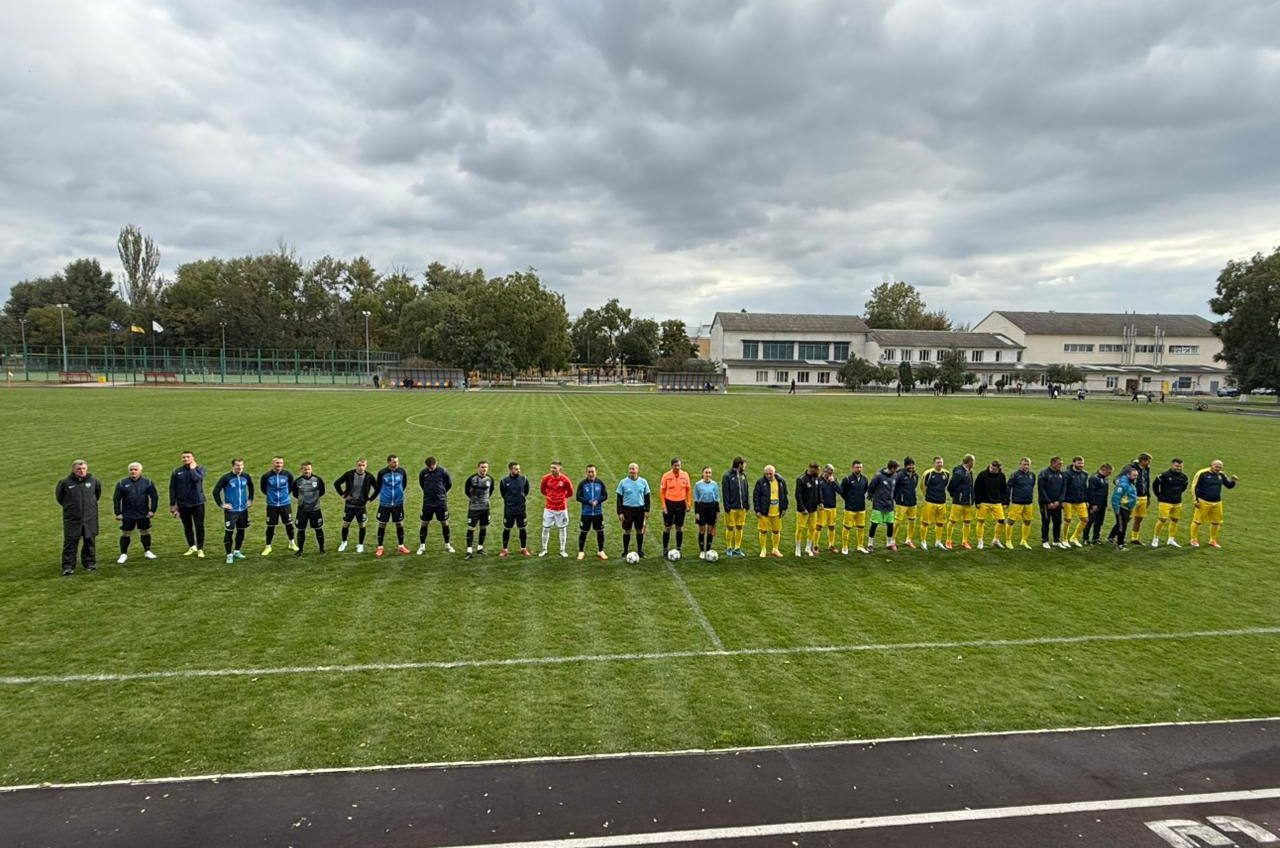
[660,457,694,556]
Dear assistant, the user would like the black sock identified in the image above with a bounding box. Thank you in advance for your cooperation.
[141,534,152,551]
[341,525,350,542]
[235,527,245,550]
[478,528,486,547]
[637,533,645,556]
[378,525,386,546]
[265,525,275,544]
[396,525,405,545]
[120,536,130,554]
[420,525,429,544]
[663,530,670,550]
[578,530,587,552]
[467,529,475,548]
[285,522,295,541]
[316,530,324,551]
[623,532,631,553]
[225,531,234,554]
[297,530,306,552]
[869,523,878,540]
[886,524,894,540]
[519,528,527,548]
[442,525,451,543]
[675,529,683,549]
[595,530,604,551]
[503,528,511,548]
[358,525,366,544]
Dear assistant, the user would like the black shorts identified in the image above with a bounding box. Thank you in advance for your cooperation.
[121,516,152,532]
[377,505,405,524]
[297,508,323,529]
[620,506,647,531]
[503,513,527,529]
[224,510,249,530]
[467,509,490,528]
[581,513,604,531]
[421,505,449,523]
[342,503,368,525]
[663,500,687,527]
[694,503,719,527]
[266,505,293,526]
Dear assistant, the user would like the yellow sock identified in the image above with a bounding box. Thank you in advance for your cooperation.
[1209,524,1220,542]
[1189,521,1200,542]
[974,523,984,545]
[841,528,850,549]
[1167,519,1179,540]
[944,521,954,543]
[1152,519,1165,540]
[772,531,782,551]
[759,530,769,551]
[1021,522,1031,544]
[1070,521,1082,542]
[961,523,970,544]
[1004,522,1013,545]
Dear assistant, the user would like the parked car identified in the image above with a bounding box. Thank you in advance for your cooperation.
[1217,386,1240,397]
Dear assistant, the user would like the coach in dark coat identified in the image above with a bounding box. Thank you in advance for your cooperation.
[55,459,101,575]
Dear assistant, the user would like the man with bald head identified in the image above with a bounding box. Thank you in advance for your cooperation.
[753,464,788,558]
[1189,459,1239,548]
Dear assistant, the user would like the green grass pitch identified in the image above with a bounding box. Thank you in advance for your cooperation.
[0,387,1275,785]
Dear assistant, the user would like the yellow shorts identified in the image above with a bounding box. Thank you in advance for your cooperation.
[796,511,818,534]
[757,514,782,533]
[1132,499,1149,519]
[921,503,948,524]
[894,505,918,522]
[1193,501,1224,525]
[728,508,748,528]
[975,503,1005,521]
[842,509,867,529]
[1064,502,1089,521]
[949,504,976,523]
[817,507,837,527]
[1007,503,1035,522]
[1158,502,1183,521]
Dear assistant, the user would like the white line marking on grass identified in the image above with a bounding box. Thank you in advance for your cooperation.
[434,788,1280,848]
[3,626,1277,687]
[2,716,1276,793]
[553,394,727,651]
[664,562,724,650]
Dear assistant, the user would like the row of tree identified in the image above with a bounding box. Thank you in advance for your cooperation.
[837,352,1085,392]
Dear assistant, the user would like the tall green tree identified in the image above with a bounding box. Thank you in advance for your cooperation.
[618,318,659,366]
[864,281,952,330]
[937,347,968,392]
[837,356,879,391]
[1210,248,1280,395]
[1043,363,1085,387]
[116,224,162,311]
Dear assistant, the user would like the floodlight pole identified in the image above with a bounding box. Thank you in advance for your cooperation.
[55,303,69,373]
[19,318,28,381]
[362,310,372,385]
[219,321,227,384]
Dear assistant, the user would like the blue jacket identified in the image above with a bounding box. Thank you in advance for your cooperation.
[893,470,918,507]
[499,473,530,515]
[1037,467,1067,505]
[419,466,452,508]
[921,468,949,504]
[114,476,159,519]
[213,471,254,512]
[867,469,897,512]
[260,470,294,508]
[1112,475,1139,511]
[838,473,868,511]
[576,478,608,516]
[818,476,840,509]
[947,464,975,506]
[169,464,206,508]
[794,473,821,513]
[721,470,751,511]
[377,466,408,507]
[753,475,789,515]
[1086,473,1110,508]
[1008,469,1036,505]
[1063,468,1088,504]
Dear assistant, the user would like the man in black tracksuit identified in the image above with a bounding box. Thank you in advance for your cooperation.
[866,460,900,551]
[334,458,378,552]
[169,451,207,556]
[1062,456,1090,547]
[113,462,159,563]
[720,457,751,557]
[418,457,454,554]
[1150,459,1189,547]
[1084,463,1113,544]
[1037,456,1068,547]
[499,462,531,556]
[793,463,822,557]
[56,459,102,575]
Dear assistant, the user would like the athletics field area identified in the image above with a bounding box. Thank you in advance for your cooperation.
[0,387,1275,795]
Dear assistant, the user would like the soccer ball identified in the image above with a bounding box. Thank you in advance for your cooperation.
[666,549,681,561]
[625,551,640,564]
[704,550,719,563]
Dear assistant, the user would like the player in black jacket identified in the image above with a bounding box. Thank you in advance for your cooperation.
[334,458,378,553]
[1150,458,1189,547]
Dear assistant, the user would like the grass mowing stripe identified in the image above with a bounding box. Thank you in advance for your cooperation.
[4,625,1277,686]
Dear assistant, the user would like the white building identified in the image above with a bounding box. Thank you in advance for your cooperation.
[972,311,1228,394]
[866,330,1024,385]
[710,312,868,387]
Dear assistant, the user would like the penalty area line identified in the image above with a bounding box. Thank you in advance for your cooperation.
[2,625,1277,687]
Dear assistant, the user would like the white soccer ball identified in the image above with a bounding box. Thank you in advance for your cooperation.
[704,549,719,563]
[625,551,641,564]
[666,549,682,561]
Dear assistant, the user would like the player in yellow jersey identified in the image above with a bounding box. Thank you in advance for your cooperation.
[752,465,788,557]
[1188,460,1238,548]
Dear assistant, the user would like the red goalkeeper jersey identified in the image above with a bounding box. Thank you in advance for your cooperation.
[540,473,574,511]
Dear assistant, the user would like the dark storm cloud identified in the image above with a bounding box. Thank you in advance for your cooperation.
[2,0,1279,327]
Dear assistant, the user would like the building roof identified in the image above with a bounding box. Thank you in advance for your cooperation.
[984,311,1215,337]
[869,329,1023,349]
[712,311,869,334]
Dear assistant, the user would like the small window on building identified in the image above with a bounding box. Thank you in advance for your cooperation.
[1063,343,1095,353]
[918,349,931,361]
[937,349,947,361]
[817,371,831,384]
[1105,376,1118,389]
[881,348,896,361]
[1017,350,1023,362]
[1169,345,1199,355]
[832,342,850,361]
[756,370,768,383]
[775,371,789,383]
[742,341,759,360]
[970,350,984,363]
[797,371,810,383]
[994,351,1002,362]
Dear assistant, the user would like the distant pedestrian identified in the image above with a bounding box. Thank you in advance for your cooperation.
[56,459,101,575]
[788,379,796,394]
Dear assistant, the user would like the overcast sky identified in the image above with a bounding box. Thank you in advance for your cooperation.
[3,0,1278,327]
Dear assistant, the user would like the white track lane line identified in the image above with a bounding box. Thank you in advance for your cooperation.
[2,625,1277,687]
[432,787,1280,848]
[2,716,1276,793]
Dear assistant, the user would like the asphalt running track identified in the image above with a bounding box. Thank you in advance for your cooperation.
[3,719,1277,847]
